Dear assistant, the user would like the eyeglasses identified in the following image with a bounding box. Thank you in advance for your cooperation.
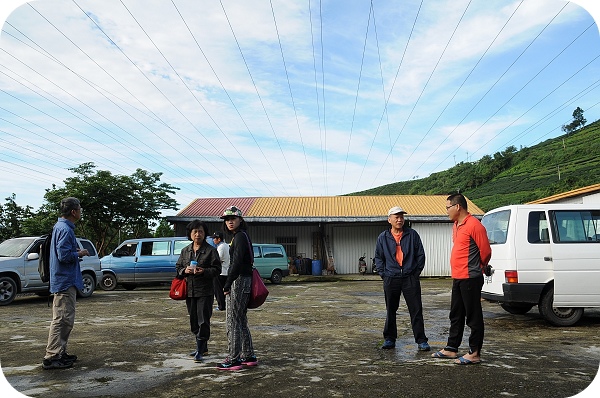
[445,204,457,210]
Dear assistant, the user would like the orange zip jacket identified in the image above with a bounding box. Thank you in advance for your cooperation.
[450,213,492,279]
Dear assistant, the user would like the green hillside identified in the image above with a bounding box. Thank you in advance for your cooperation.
[350,119,600,212]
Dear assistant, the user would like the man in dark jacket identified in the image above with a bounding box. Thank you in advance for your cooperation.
[374,206,430,351]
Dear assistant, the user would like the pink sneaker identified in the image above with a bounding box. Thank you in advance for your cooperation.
[216,358,243,371]
[241,355,258,366]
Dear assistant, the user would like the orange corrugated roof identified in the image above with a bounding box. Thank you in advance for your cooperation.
[176,195,484,218]
[527,183,600,204]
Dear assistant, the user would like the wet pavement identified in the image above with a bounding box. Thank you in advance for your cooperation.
[1,276,599,398]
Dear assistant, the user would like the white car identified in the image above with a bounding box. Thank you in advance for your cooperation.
[0,236,102,306]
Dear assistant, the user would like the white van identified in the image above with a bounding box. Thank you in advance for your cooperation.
[480,204,600,326]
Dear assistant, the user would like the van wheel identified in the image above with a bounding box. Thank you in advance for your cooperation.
[270,270,283,284]
[0,276,18,306]
[101,274,117,291]
[78,273,96,298]
[538,287,583,326]
[500,303,533,315]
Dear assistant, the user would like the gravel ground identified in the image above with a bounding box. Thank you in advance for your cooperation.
[1,276,599,398]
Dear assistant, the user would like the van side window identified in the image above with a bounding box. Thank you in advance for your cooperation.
[552,210,600,243]
[253,246,261,258]
[141,241,170,256]
[116,243,137,257]
[263,246,284,258]
[174,240,191,254]
[481,209,510,244]
[527,212,549,244]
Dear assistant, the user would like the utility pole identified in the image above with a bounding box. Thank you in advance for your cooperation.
[558,165,561,180]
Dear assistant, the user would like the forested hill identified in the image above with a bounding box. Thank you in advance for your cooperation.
[349,119,600,212]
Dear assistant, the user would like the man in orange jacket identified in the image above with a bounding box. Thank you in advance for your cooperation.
[432,193,491,365]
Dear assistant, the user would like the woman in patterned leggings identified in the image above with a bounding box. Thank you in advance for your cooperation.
[217,206,258,371]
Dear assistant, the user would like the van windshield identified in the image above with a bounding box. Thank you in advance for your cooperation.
[481,210,510,244]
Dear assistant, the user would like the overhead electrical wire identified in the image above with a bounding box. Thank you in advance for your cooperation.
[116,0,277,195]
[308,0,321,196]
[417,2,571,177]
[1,1,596,204]
[340,1,372,194]
[365,0,475,190]
[353,0,424,191]
[383,0,525,188]
[428,22,597,176]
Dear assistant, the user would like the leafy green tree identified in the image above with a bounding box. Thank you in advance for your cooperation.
[43,163,179,256]
[0,194,34,240]
[561,107,586,134]
[154,219,175,237]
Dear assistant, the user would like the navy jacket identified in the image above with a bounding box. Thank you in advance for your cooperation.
[374,227,426,278]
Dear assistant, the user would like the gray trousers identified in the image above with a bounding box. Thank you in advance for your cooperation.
[225,275,254,361]
[45,286,77,359]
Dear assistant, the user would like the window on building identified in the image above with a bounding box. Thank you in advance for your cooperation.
[276,237,297,257]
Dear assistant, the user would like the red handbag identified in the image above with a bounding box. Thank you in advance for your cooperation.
[248,267,269,309]
[169,277,187,300]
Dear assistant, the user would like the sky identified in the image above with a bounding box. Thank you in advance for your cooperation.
[0,0,600,221]
[1,3,600,396]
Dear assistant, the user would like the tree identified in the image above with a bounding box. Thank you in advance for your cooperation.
[0,194,34,241]
[154,219,175,237]
[43,163,179,256]
[561,107,587,134]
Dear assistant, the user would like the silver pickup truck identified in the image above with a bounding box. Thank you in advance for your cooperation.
[0,236,102,306]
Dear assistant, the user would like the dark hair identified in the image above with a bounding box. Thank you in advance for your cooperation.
[60,197,81,217]
[222,217,248,236]
[186,219,209,240]
[446,193,468,211]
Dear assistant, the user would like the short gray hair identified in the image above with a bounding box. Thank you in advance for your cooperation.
[60,197,81,216]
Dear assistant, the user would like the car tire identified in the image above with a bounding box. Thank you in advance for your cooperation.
[500,303,534,315]
[100,274,117,291]
[0,276,18,306]
[78,273,96,298]
[270,269,283,284]
[538,286,583,326]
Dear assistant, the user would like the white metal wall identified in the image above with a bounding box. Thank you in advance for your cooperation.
[330,223,385,274]
[411,223,453,277]
[329,222,453,276]
[202,221,454,276]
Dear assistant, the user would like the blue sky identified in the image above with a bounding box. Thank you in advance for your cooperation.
[1,0,600,216]
[1,2,600,396]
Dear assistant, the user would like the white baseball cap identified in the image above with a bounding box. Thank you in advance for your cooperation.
[387,206,407,216]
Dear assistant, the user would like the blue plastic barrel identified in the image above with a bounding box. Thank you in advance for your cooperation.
[312,260,322,276]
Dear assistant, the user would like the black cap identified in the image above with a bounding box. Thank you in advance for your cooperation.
[210,232,224,240]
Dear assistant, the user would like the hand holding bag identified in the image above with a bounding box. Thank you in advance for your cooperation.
[169,277,187,300]
[248,267,269,309]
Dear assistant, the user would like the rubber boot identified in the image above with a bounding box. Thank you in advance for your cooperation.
[194,340,206,363]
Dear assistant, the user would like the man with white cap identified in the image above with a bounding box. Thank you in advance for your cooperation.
[374,206,430,352]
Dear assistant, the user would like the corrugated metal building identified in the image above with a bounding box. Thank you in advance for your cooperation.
[166,196,485,277]
[527,183,600,205]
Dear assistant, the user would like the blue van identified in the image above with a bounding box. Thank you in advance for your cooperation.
[100,237,191,290]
